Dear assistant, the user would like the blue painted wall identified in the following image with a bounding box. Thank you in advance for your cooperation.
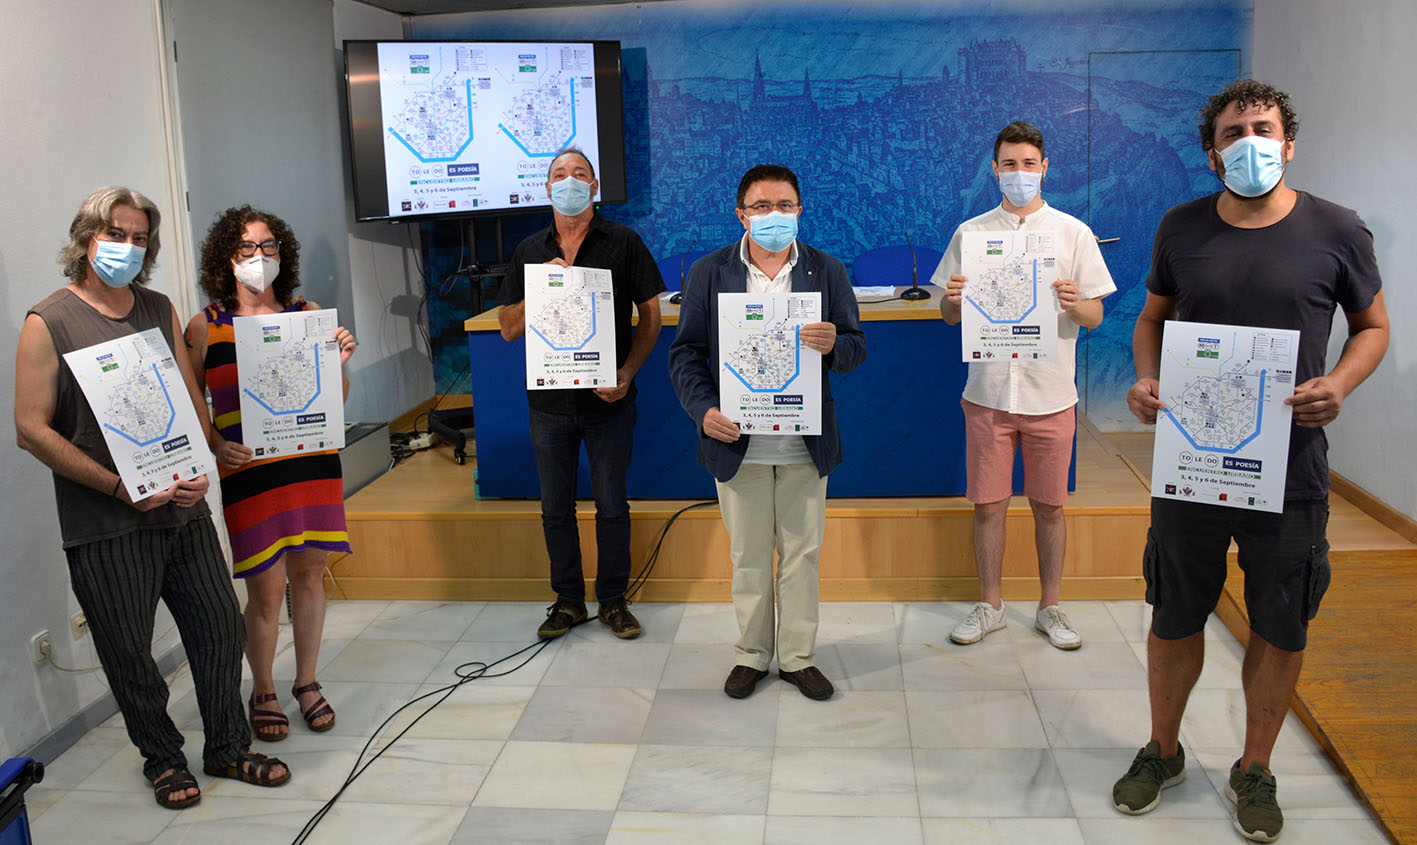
[413,0,1251,430]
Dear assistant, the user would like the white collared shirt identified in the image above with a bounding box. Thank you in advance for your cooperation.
[931,203,1116,415]
[737,235,811,465]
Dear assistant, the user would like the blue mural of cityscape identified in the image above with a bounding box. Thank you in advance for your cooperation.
[413,0,1251,430]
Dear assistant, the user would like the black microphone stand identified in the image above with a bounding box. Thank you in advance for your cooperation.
[669,237,696,305]
[900,230,929,300]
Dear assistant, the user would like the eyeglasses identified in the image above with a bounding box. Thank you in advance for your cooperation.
[739,201,800,216]
[236,240,281,257]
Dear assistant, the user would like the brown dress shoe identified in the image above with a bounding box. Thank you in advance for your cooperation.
[779,666,834,700]
[597,598,643,639]
[723,665,769,699]
[537,600,588,639]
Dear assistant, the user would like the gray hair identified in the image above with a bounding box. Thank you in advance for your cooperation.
[59,186,162,284]
[547,146,595,181]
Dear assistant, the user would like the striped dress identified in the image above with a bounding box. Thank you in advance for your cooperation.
[203,300,352,577]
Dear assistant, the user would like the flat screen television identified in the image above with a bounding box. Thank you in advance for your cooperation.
[343,39,626,223]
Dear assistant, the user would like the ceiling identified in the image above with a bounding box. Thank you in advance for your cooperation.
[353,0,660,15]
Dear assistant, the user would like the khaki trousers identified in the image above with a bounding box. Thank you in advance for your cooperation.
[715,462,828,672]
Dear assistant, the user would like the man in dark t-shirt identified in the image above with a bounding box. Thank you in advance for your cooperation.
[1112,81,1389,840]
[498,147,664,641]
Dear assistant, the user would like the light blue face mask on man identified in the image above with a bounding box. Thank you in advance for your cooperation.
[748,210,798,253]
[549,176,593,215]
[90,240,146,288]
[1218,135,1285,198]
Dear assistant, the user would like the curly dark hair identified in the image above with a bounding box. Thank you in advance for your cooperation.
[197,205,301,310]
[1198,79,1300,151]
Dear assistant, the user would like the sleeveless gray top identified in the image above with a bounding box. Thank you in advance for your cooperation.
[29,284,210,548]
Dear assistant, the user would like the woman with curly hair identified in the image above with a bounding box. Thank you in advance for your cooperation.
[185,205,356,741]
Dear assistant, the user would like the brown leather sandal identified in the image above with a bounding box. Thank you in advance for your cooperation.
[292,681,336,732]
[203,751,291,787]
[249,691,289,742]
[152,767,201,809]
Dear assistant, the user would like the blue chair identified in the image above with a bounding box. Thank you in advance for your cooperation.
[657,250,712,302]
[0,758,43,845]
[853,244,945,290]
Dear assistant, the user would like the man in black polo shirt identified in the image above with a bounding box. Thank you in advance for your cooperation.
[499,147,664,640]
[1113,80,1388,842]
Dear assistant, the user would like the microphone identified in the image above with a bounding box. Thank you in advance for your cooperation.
[669,237,696,305]
[900,230,929,300]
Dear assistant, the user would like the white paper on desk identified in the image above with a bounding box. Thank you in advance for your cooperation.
[233,309,346,456]
[853,285,894,297]
[1151,320,1299,514]
[61,328,216,501]
[717,291,822,435]
[959,229,1060,362]
[523,263,617,390]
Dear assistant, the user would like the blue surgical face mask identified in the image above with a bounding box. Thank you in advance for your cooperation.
[748,210,798,253]
[998,170,1042,208]
[1218,135,1285,198]
[90,240,146,288]
[549,176,593,215]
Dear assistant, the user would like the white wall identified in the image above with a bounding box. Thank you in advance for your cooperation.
[1253,0,1417,520]
[0,0,431,759]
[0,0,187,759]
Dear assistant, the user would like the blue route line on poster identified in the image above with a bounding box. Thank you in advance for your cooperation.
[104,363,176,447]
[243,342,324,415]
[497,80,577,157]
[387,79,475,163]
[529,292,599,351]
[1161,368,1267,454]
[724,298,802,392]
[965,257,1039,323]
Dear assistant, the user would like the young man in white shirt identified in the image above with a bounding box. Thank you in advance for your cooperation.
[935,121,1116,650]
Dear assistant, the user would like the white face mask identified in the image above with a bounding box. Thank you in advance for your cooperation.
[232,255,279,292]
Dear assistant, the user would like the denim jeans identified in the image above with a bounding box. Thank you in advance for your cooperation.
[528,402,636,603]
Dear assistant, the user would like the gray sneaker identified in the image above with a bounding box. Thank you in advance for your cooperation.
[1227,760,1283,842]
[1112,740,1186,814]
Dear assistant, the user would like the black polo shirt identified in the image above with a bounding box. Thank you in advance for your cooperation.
[503,214,665,415]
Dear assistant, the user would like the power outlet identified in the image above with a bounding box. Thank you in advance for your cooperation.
[71,611,90,640]
[408,432,435,450]
[28,630,51,665]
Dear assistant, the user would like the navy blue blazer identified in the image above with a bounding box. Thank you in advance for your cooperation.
[667,240,867,483]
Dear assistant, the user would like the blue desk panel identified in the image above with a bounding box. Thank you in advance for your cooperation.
[467,312,1072,499]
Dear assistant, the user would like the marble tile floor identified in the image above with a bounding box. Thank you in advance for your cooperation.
[25,599,1388,844]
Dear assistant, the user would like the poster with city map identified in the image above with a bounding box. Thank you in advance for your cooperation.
[959,229,1061,362]
[523,264,617,390]
[1151,320,1299,513]
[233,309,346,457]
[717,292,822,435]
[61,328,216,502]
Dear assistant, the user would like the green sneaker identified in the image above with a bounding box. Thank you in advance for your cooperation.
[1227,760,1284,842]
[1112,740,1186,814]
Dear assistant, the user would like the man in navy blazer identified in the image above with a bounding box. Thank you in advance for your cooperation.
[669,164,866,701]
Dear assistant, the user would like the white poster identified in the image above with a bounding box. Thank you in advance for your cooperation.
[959,229,1060,362]
[1152,320,1300,513]
[61,328,216,501]
[523,263,617,390]
[717,291,822,435]
[233,309,346,458]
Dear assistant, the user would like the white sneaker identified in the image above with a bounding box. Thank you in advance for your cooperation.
[1035,605,1082,650]
[950,601,1007,645]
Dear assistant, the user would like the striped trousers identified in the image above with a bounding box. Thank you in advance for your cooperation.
[65,517,250,781]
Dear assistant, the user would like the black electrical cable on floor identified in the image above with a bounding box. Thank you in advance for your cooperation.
[291,499,714,842]
[290,627,572,844]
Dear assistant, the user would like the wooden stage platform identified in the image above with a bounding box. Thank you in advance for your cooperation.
[339,418,1417,842]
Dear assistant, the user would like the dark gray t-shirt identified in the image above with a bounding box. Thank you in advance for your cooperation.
[1145,191,1383,501]
[30,285,210,548]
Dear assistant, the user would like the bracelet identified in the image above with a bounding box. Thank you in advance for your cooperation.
[112,478,122,498]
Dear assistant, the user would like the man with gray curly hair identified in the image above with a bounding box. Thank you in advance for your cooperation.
[16,186,291,810]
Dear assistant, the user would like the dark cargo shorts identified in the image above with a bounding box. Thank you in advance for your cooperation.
[1143,497,1331,652]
